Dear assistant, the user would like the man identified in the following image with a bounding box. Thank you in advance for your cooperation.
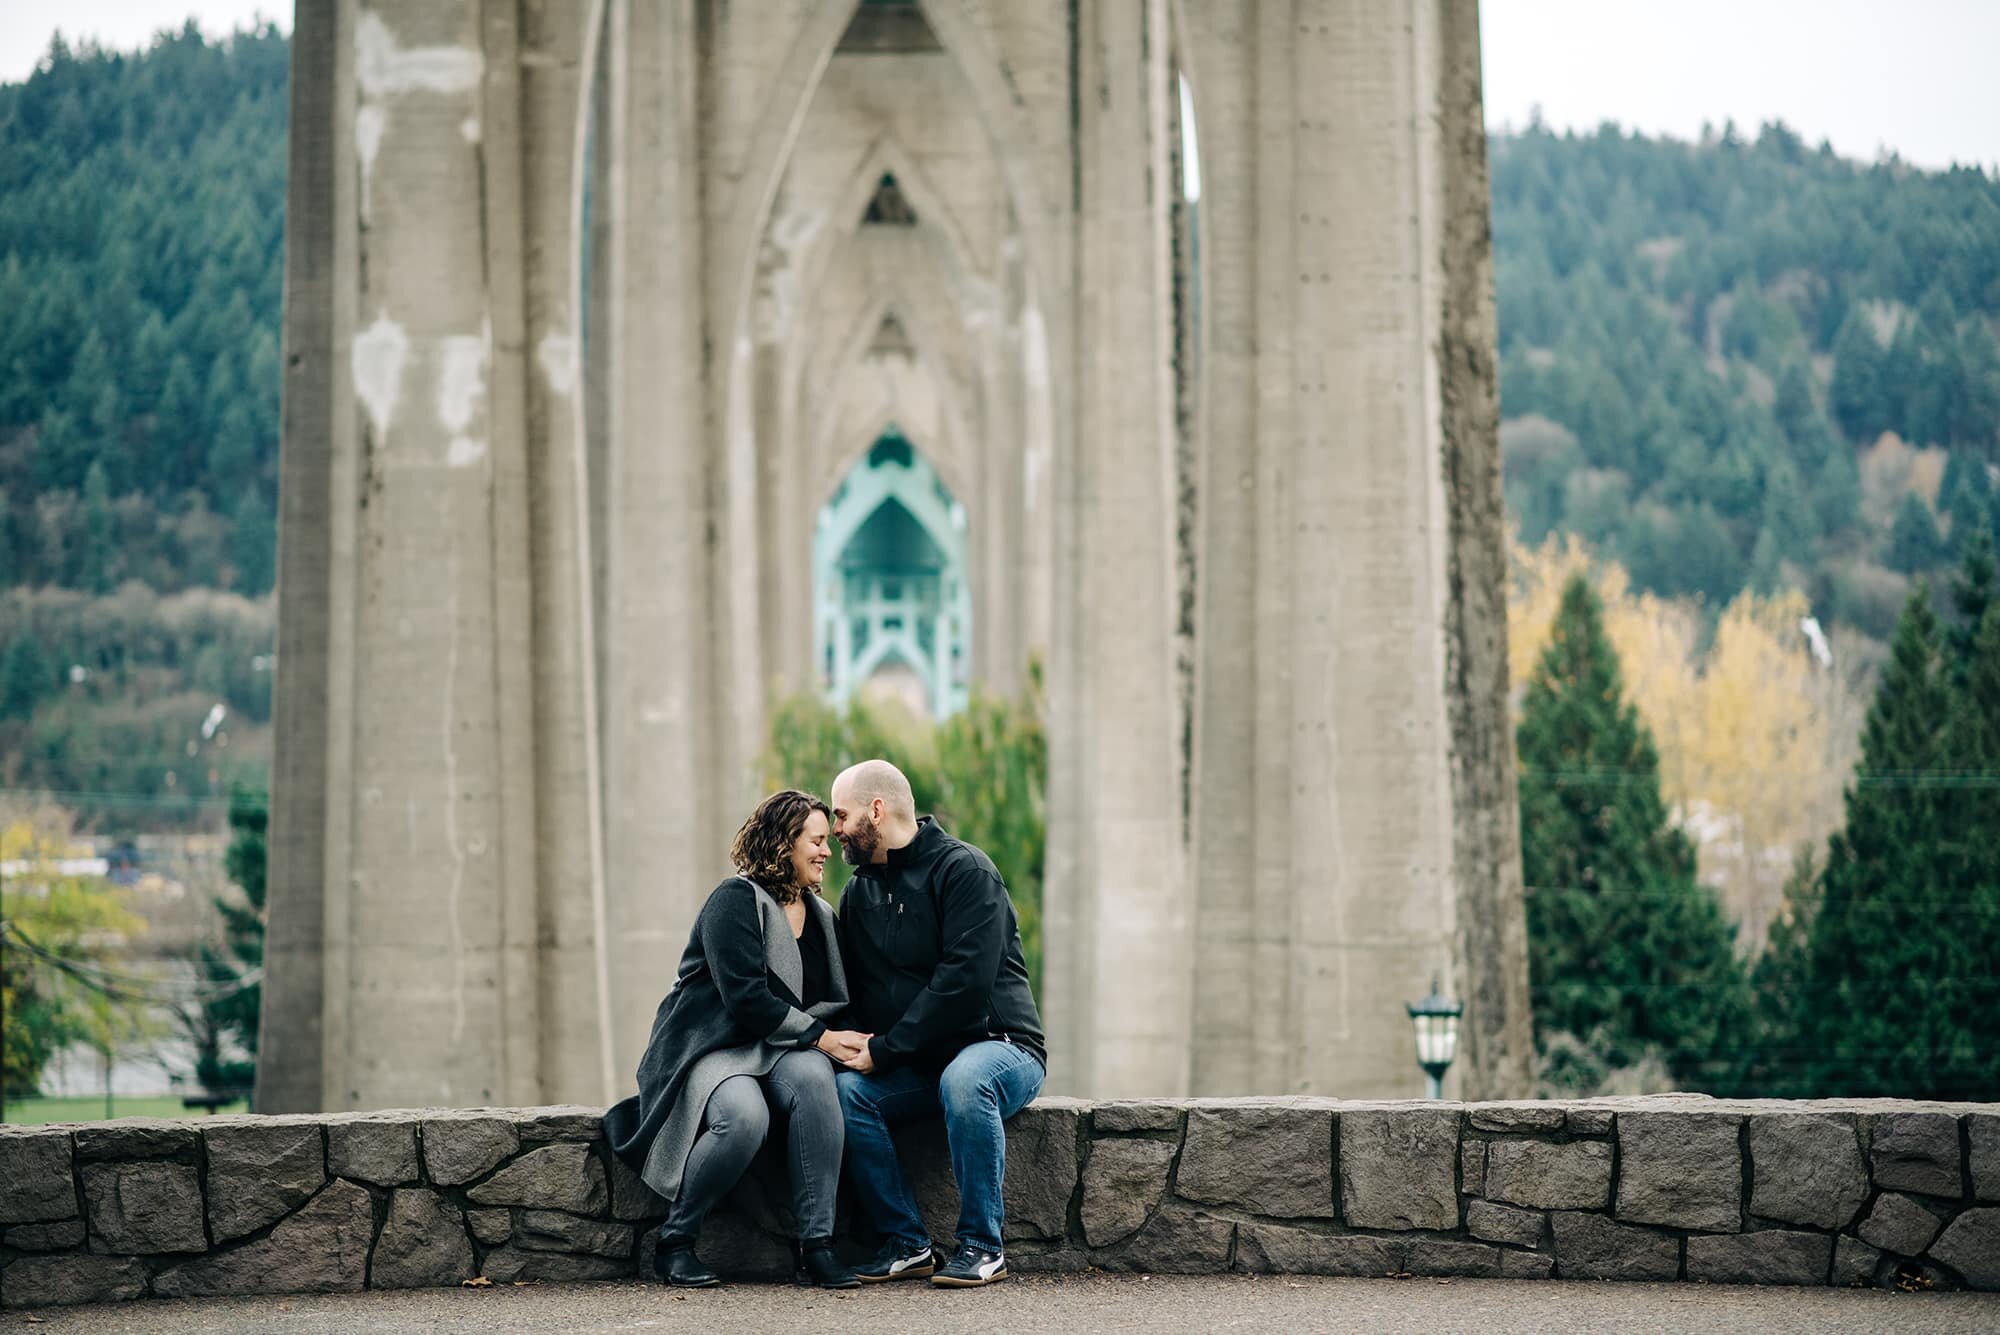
[828,759,1046,1288]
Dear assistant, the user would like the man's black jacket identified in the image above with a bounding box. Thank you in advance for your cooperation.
[837,816,1046,1073]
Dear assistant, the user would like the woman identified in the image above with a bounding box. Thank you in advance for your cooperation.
[605,790,870,1289]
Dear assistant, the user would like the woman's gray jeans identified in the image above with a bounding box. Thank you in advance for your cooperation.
[662,1047,843,1242]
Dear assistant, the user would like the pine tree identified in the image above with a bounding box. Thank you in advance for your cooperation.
[1516,575,1749,1086]
[1885,492,1948,574]
[1950,528,1997,678]
[1,634,52,720]
[195,784,266,1095]
[1940,601,2000,1099]
[1796,585,1969,1095]
[78,460,115,593]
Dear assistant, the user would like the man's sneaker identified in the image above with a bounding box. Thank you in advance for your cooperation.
[930,1244,1008,1287]
[852,1239,937,1283]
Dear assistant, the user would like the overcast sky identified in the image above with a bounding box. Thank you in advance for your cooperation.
[3,1,1998,172]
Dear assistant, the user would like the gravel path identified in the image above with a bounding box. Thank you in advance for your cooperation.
[10,1272,1997,1334]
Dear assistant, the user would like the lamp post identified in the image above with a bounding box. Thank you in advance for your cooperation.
[1406,979,1462,1099]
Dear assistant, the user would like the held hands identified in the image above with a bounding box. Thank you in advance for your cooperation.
[815,1028,875,1071]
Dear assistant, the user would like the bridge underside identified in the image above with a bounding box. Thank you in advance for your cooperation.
[262,0,1531,1110]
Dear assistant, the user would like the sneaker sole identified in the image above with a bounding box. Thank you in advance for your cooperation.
[930,1268,1009,1288]
[856,1263,934,1283]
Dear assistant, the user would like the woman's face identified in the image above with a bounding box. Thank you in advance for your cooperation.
[789,809,832,890]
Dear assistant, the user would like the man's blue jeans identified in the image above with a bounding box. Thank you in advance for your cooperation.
[836,1040,1045,1254]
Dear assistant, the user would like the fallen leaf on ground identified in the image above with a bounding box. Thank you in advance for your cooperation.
[461,1277,493,1288]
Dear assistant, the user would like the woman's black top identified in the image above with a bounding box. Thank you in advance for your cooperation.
[798,906,830,1008]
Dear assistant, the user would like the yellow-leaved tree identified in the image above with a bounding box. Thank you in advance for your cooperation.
[1,805,151,1101]
[1507,535,1861,954]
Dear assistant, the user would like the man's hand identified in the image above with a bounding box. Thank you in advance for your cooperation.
[815,1029,872,1065]
[844,1043,876,1074]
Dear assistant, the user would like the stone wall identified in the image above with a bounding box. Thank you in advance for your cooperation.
[4,1097,1997,1307]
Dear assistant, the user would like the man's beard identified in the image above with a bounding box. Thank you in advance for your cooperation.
[839,814,880,866]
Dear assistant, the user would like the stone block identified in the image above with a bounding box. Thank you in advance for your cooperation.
[1340,1107,1458,1231]
[81,1160,206,1254]
[422,1115,521,1186]
[1400,1239,1501,1278]
[1566,1107,1616,1136]
[153,1179,372,1297]
[3,1218,86,1251]
[1233,1224,1397,1277]
[1833,1235,1882,1287]
[204,1120,326,1242]
[1686,1230,1832,1286]
[0,1129,77,1224]
[1093,1101,1182,1134]
[516,1209,633,1258]
[1465,1198,1544,1247]
[480,1245,631,1283]
[1081,1137,1175,1247]
[1468,1103,1565,1134]
[1002,1102,1082,1239]
[465,1143,606,1214]
[1965,1114,2000,1201]
[1177,1105,1332,1218]
[1747,1113,1867,1230]
[468,1208,513,1245]
[371,1189,476,1289]
[1857,1192,1943,1256]
[512,1107,603,1140]
[1484,1139,1612,1210]
[0,1254,148,1307]
[891,1104,1076,1244]
[608,1154,666,1220]
[73,1119,197,1162]
[327,1117,420,1185]
[1869,1113,1960,1197]
[1460,1138,1486,1193]
[1502,1249,1556,1280]
[1928,1206,2000,1291]
[1093,1206,1234,1273]
[1552,1211,1679,1281]
[1616,1111,1741,1232]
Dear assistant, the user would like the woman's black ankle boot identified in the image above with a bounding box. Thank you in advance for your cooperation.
[653,1230,721,1288]
[797,1238,860,1289]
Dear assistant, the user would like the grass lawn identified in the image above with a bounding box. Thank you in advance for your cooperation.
[2,1094,248,1124]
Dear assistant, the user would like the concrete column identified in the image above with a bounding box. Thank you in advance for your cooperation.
[597,0,734,1081]
[265,0,570,1110]
[1044,0,1191,1096]
[1174,0,1530,1098]
[259,0,347,1113]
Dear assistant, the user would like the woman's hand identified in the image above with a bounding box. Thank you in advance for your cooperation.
[815,1028,872,1065]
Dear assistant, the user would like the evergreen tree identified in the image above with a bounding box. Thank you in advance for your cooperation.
[1517,575,1749,1086]
[78,460,115,593]
[1,633,51,719]
[195,783,266,1095]
[1795,585,1975,1095]
[1950,528,1997,676]
[1885,492,1948,573]
[1944,602,2000,1099]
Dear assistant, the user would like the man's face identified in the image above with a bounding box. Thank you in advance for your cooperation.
[830,787,882,866]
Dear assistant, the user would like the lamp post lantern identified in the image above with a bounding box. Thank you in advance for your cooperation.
[1406,979,1462,1099]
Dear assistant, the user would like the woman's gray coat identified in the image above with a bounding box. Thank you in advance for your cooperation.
[603,877,848,1202]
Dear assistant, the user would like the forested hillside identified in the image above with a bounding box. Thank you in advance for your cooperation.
[1494,120,2000,635]
[0,24,286,596]
[3,29,2000,814]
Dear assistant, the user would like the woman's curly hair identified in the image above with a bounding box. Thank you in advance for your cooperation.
[729,789,832,905]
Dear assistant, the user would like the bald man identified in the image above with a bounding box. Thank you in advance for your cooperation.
[828,760,1045,1289]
